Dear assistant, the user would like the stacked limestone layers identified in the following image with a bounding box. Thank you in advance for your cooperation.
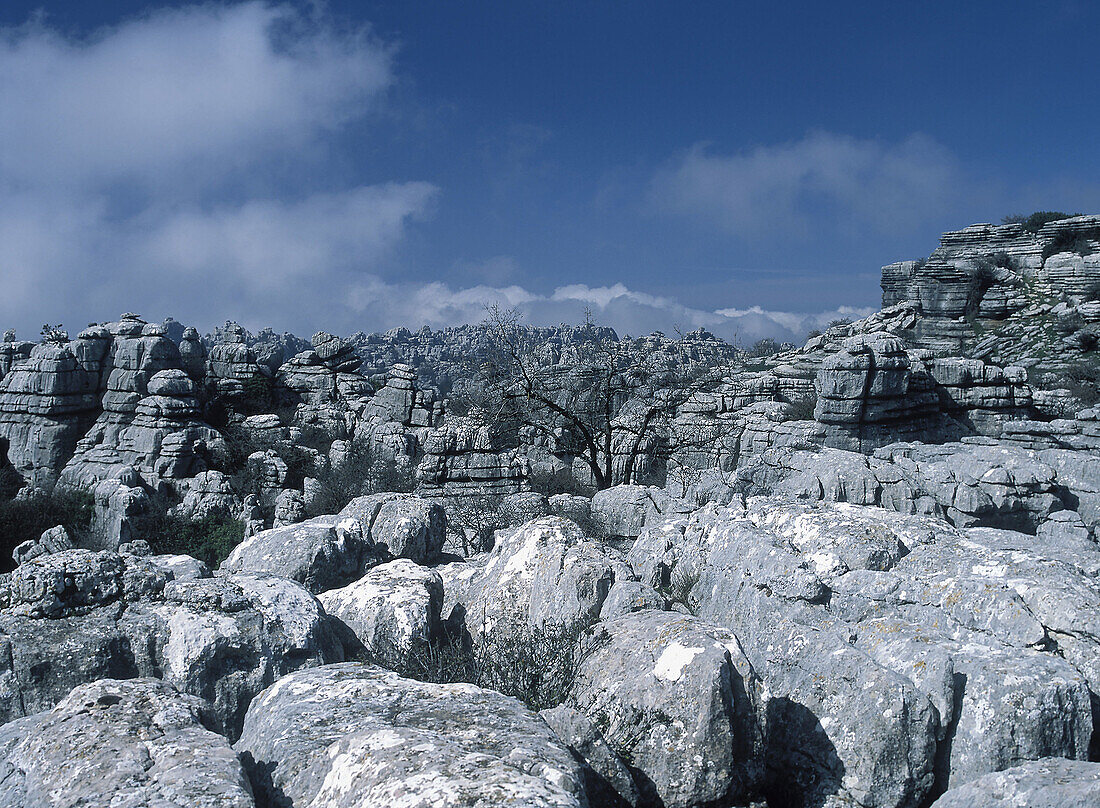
[277,331,371,407]
[813,333,943,452]
[0,335,108,489]
[58,315,221,491]
[416,416,528,497]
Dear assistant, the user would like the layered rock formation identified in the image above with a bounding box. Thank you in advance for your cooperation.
[0,341,103,489]
[60,367,222,491]
[417,414,529,497]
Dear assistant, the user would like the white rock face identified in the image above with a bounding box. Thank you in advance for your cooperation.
[627,499,1100,807]
[235,663,587,808]
[318,559,443,668]
[221,493,446,593]
[0,678,254,808]
[567,610,764,808]
[455,516,621,639]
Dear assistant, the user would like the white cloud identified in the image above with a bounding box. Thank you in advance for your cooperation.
[651,131,958,239]
[0,3,435,337]
[345,276,862,345]
[140,183,438,289]
[0,2,391,189]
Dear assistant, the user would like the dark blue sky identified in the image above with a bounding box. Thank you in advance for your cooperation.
[0,1,1097,341]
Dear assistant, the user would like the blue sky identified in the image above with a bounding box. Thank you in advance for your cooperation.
[0,1,1097,343]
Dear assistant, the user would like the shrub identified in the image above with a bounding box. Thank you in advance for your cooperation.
[444,494,509,555]
[1042,227,1100,260]
[39,324,69,344]
[1003,211,1078,233]
[472,621,584,710]
[395,620,589,711]
[669,564,701,612]
[1060,362,1100,408]
[527,465,593,497]
[141,508,245,568]
[784,395,818,421]
[0,489,95,572]
[306,444,416,517]
[747,338,780,357]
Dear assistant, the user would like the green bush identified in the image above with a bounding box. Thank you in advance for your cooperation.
[0,489,95,572]
[1042,228,1100,260]
[397,621,587,711]
[306,444,416,517]
[1002,211,1078,233]
[142,509,244,568]
[747,338,780,357]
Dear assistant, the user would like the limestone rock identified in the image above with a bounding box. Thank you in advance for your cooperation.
[0,549,343,738]
[416,413,528,498]
[235,663,587,808]
[928,758,1100,808]
[627,500,1100,806]
[273,488,306,527]
[170,470,243,521]
[0,342,103,488]
[60,345,222,490]
[589,485,692,540]
[220,493,445,593]
[566,610,763,808]
[220,514,374,594]
[318,559,443,669]
[0,678,254,808]
[455,516,619,639]
[11,524,72,566]
[89,474,151,549]
[540,704,639,808]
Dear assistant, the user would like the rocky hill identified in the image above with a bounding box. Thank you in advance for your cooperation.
[1,215,1100,806]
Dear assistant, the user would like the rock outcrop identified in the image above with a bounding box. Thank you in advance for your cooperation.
[0,548,343,737]
[318,559,443,668]
[567,610,763,808]
[417,414,529,497]
[0,341,104,488]
[60,367,222,491]
[929,758,1100,808]
[220,493,445,592]
[236,663,588,808]
[627,500,1098,806]
[0,678,254,808]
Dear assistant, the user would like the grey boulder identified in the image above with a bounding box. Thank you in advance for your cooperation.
[566,610,763,808]
[236,662,588,808]
[929,758,1100,808]
[317,558,443,669]
[0,549,343,738]
[0,678,254,808]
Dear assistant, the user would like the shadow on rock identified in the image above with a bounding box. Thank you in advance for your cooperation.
[763,697,844,808]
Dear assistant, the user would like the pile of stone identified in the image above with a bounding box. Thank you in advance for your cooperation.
[277,330,371,406]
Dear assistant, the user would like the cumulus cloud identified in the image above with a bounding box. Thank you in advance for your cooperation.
[0,5,885,345]
[0,3,391,189]
[0,3,433,336]
[651,131,958,239]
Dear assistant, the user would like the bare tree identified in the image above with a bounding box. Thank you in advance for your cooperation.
[469,306,723,491]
